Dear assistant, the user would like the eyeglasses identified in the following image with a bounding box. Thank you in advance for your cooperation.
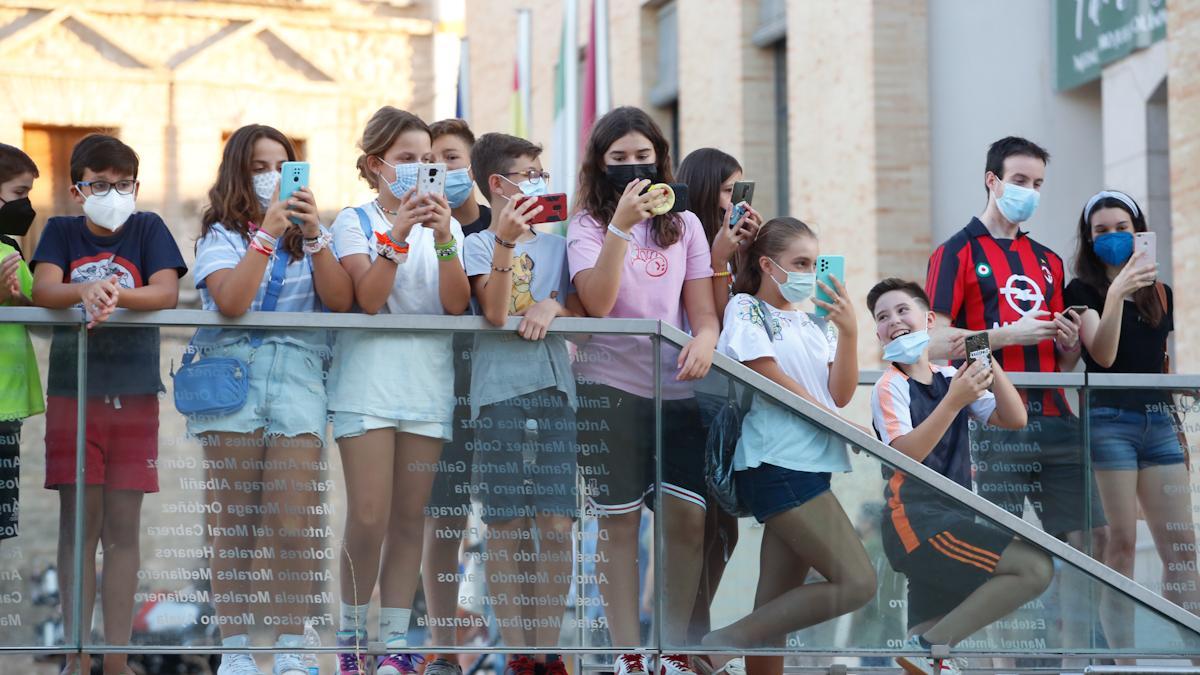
[503,170,550,182]
[76,180,137,196]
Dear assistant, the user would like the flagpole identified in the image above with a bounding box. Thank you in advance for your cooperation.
[595,0,610,115]
[516,9,533,136]
[457,37,470,121]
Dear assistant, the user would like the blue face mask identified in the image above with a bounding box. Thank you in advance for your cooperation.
[1093,231,1134,266]
[882,330,931,365]
[502,174,549,198]
[378,159,420,200]
[995,181,1040,224]
[768,258,816,304]
[444,167,475,208]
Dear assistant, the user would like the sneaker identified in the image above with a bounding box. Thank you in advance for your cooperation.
[895,635,964,675]
[336,629,368,675]
[273,653,307,675]
[217,653,264,675]
[659,655,697,675]
[426,658,464,675]
[615,654,648,675]
[378,653,425,675]
[504,656,538,675]
[711,658,745,675]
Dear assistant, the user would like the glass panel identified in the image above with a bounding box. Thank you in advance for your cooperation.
[0,320,72,656]
[61,322,657,673]
[663,348,1200,668]
[1086,384,1200,623]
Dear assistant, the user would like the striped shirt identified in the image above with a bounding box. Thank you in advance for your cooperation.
[926,217,1069,416]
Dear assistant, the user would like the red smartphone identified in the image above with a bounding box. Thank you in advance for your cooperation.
[527,193,568,225]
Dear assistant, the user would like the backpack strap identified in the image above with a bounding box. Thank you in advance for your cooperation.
[259,249,289,313]
[353,206,373,241]
[1155,281,1170,374]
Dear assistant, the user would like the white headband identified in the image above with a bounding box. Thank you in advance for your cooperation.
[1084,190,1140,220]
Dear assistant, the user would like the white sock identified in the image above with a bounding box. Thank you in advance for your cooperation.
[378,607,412,646]
[340,601,370,633]
[276,633,304,649]
[222,634,249,648]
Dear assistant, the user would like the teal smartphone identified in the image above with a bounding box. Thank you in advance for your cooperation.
[814,255,845,317]
[279,161,310,225]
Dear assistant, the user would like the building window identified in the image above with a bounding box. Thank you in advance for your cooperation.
[21,125,115,251]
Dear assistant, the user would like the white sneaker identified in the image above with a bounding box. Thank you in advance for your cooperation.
[273,653,307,675]
[895,635,964,675]
[615,653,649,675]
[218,653,265,675]
[659,655,697,675]
[712,658,745,675]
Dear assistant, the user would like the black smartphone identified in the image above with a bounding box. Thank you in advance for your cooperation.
[729,181,755,227]
[1065,304,1088,318]
[965,332,991,370]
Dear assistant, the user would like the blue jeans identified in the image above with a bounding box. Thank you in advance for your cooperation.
[1090,407,1184,471]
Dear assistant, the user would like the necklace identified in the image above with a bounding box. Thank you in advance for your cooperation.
[374,199,398,216]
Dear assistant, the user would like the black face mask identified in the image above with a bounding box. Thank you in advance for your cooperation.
[604,163,658,193]
[0,197,35,237]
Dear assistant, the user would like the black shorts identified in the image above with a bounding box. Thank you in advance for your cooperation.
[426,333,473,517]
[883,512,1013,627]
[972,414,1107,536]
[576,383,707,514]
[0,421,19,540]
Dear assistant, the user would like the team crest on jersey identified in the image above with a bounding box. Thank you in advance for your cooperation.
[1041,263,1053,285]
[976,262,992,278]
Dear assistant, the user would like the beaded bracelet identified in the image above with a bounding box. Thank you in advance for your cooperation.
[712,270,732,278]
[492,265,513,273]
[375,230,410,254]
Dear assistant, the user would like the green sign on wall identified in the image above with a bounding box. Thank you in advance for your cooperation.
[1054,0,1167,91]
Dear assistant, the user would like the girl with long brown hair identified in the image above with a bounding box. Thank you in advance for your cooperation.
[566,106,720,675]
[191,123,352,675]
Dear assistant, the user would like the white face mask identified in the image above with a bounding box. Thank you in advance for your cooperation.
[253,170,280,211]
[82,190,136,232]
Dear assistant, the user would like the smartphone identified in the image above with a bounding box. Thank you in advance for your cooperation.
[527,193,568,225]
[417,162,447,197]
[1134,231,1157,272]
[965,332,991,370]
[729,181,755,227]
[642,182,690,214]
[279,161,310,225]
[813,255,845,318]
[1065,304,1089,318]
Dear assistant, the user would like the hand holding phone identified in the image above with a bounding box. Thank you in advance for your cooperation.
[964,332,991,370]
[1134,232,1157,277]
[1065,304,1089,319]
[418,163,447,197]
[279,161,310,226]
[528,193,568,225]
[729,181,755,227]
[813,255,845,318]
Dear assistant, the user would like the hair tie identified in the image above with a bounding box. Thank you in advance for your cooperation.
[1084,190,1140,220]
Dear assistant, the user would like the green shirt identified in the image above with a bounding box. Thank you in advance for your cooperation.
[0,240,44,421]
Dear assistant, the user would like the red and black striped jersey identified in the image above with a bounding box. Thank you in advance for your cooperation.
[925,217,1070,417]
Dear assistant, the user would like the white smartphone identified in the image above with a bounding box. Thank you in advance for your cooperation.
[417,163,447,197]
[1134,231,1157,273]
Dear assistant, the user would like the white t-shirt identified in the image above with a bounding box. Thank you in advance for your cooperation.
[325,202,466,424]
[717,293,850,473]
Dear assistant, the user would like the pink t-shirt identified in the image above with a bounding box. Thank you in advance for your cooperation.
[566,210,712,399]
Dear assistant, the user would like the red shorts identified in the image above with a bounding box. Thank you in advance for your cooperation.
[45,395,159,493]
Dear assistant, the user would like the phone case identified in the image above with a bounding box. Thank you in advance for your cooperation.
[731,181,755,208]
[529,193,568,225]
[814,255,845,317]
[667,183,689,213]
[965,332,991,369]
[1134,232,1157,267]
[279,161,309,225]
[418,163,447,196]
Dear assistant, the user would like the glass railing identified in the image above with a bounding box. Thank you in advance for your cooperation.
[0,308,1196,674]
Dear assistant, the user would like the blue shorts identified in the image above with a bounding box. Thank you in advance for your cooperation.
[1090,407,1185,471]
[735,463,830,523]
[186,340,328,442]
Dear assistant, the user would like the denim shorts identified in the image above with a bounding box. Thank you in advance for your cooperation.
[1090,407,1185,471]
[331,413,450,442]
[735,463,831,524]
[185,340,328,442]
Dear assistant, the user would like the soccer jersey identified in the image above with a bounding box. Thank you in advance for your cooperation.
[926,217,1068,416]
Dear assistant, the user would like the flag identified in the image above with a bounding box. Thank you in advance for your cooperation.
[512,9,532,137]
[551,0,578,225]
[456,37,470,120]
[511,63,526,137]
[580,0,610,151]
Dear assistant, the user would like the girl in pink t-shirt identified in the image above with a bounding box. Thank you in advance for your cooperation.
[566,106,719,675]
